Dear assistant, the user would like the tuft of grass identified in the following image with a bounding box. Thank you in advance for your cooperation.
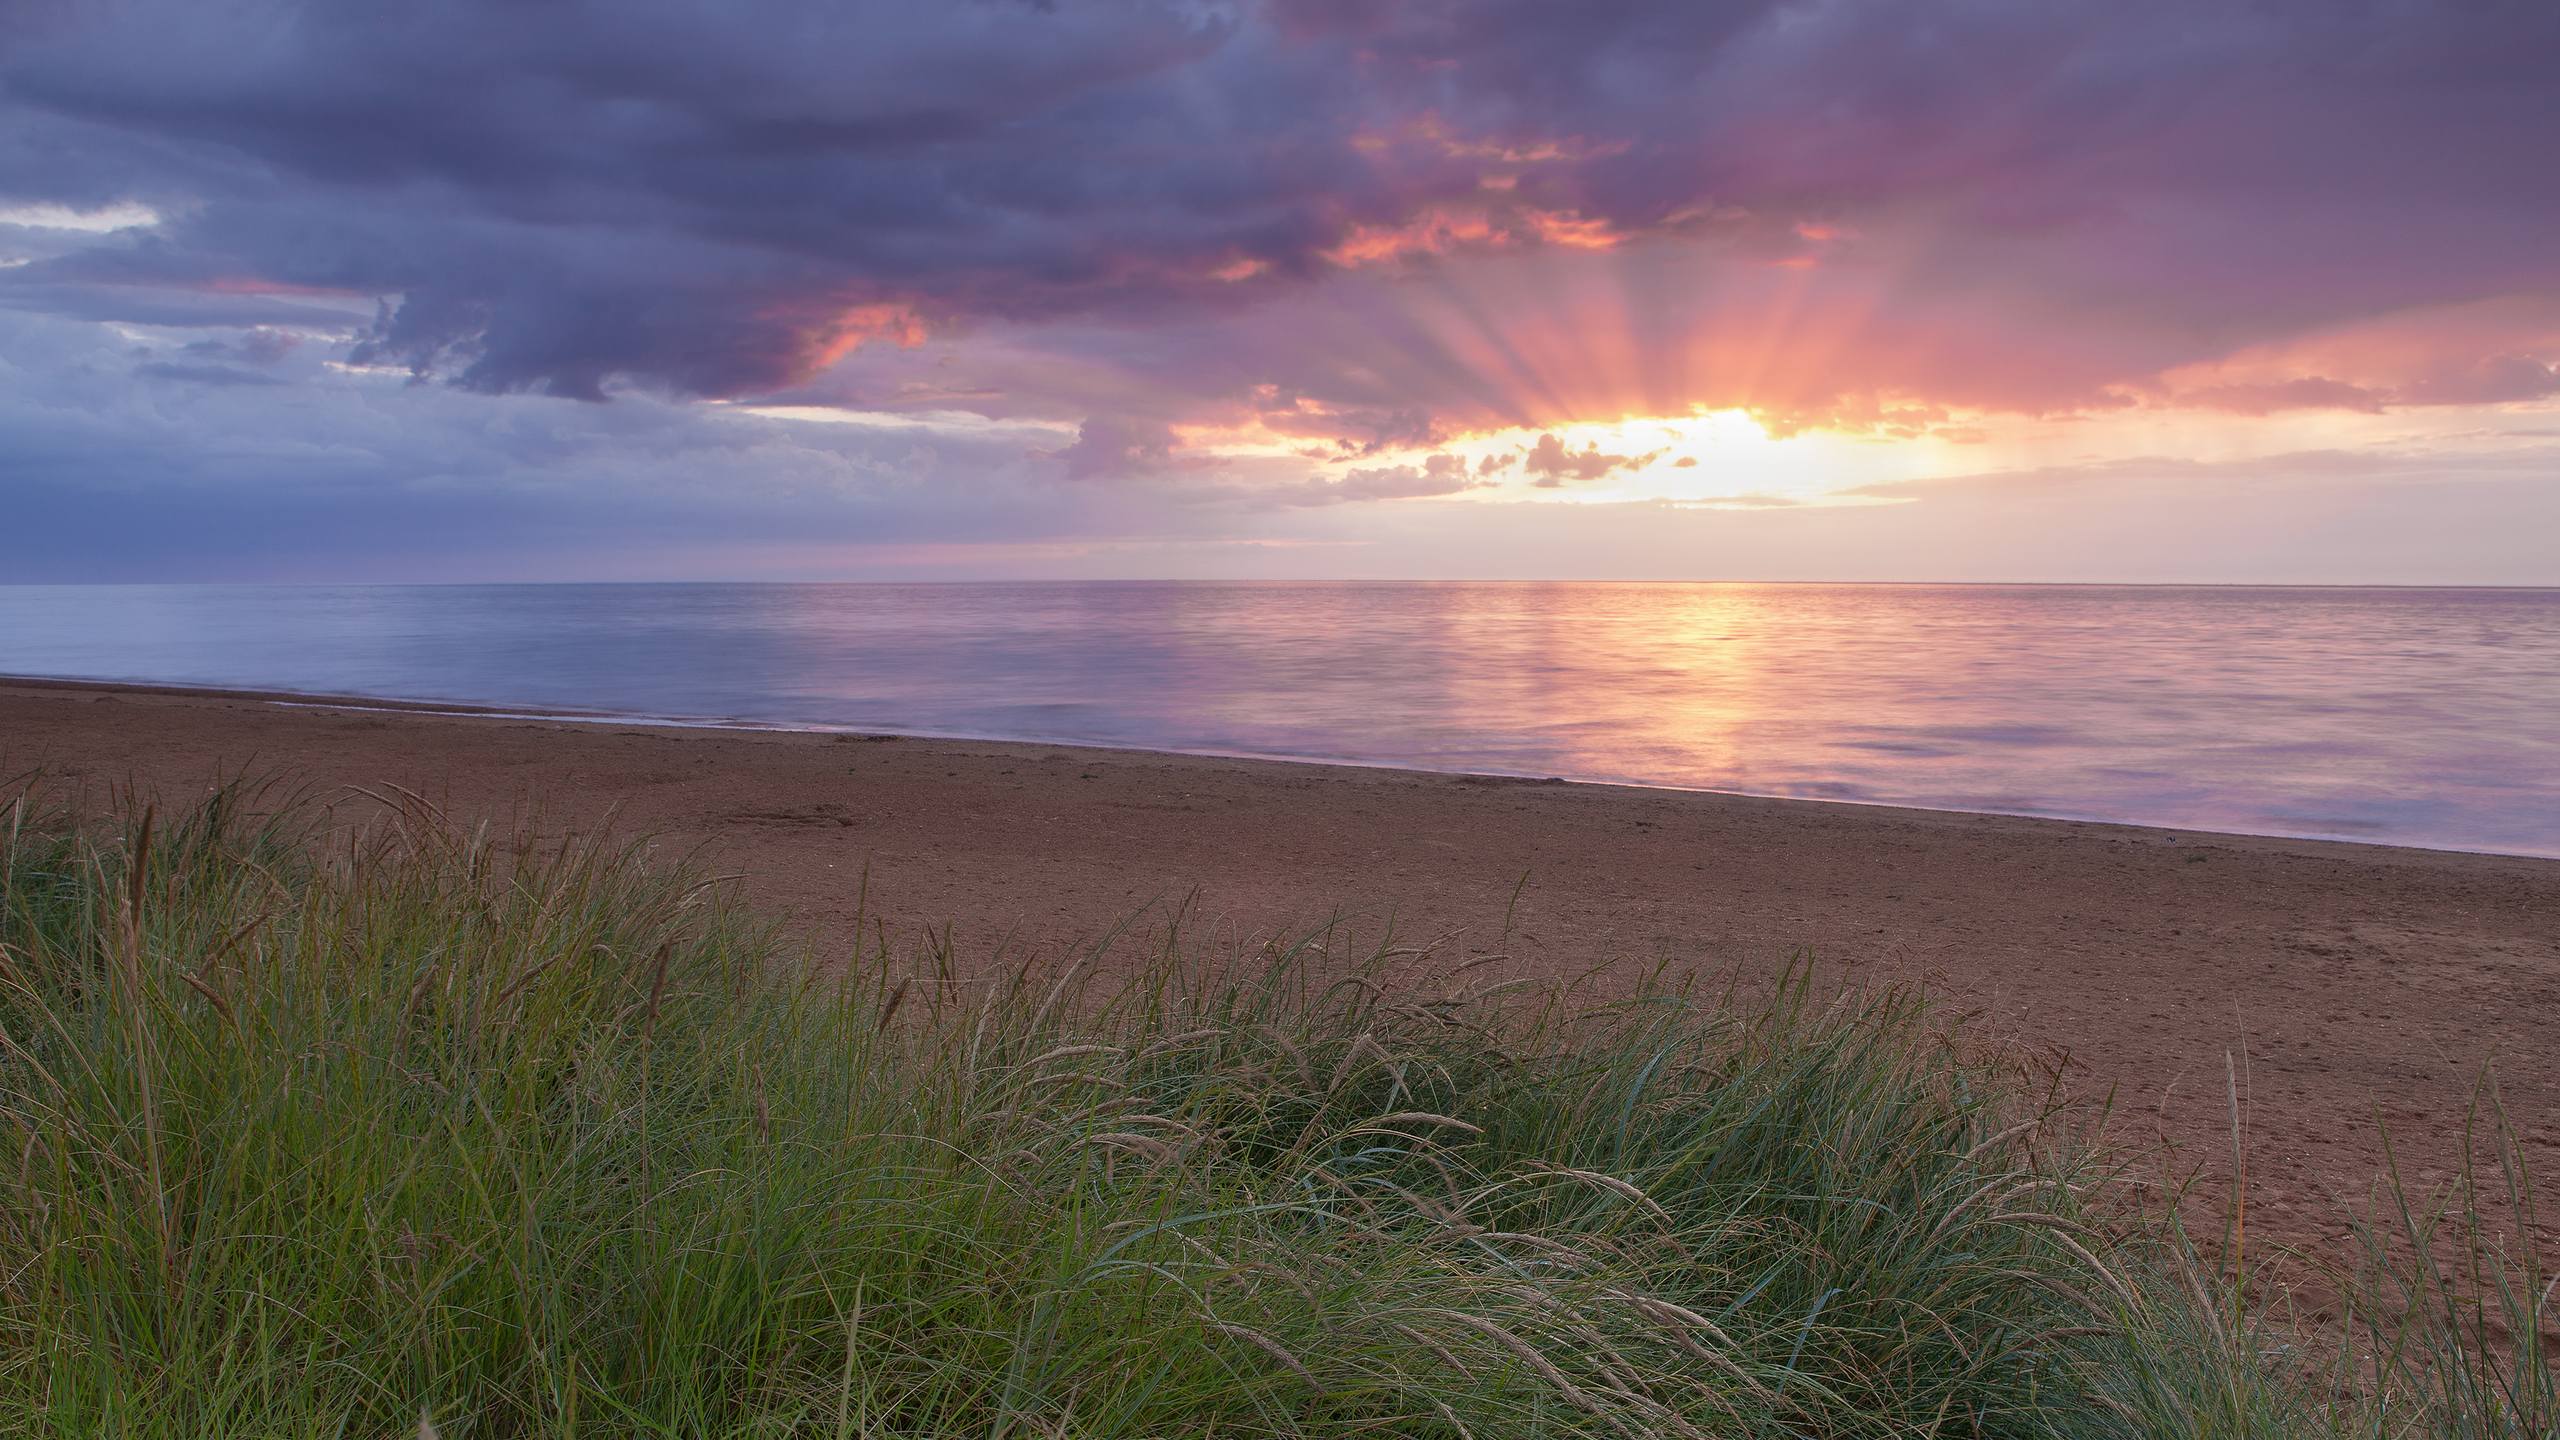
[2341,1099,2555,1438]
[0,779,2547,1437]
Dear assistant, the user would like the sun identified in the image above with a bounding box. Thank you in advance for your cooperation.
[1173,397,1980,510]
[1438,408,1915,507]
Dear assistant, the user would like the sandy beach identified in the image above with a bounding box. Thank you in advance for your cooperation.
[7,674,2555,1258]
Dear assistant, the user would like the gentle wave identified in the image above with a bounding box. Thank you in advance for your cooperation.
[4,582,2556,856]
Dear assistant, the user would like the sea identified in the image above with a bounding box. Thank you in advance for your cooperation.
[3,582,2555,857]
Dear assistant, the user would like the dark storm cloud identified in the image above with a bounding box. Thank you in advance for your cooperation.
[3,0,1417,397]
[4,0,2553,414]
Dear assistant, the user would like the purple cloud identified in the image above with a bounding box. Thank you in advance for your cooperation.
[1,0,2550,427]
[1049,415,1183,480]
[1515,432,1664,486]
[2180,377,2392,416]
[1283,452,1486,505]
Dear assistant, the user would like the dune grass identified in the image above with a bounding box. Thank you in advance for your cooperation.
[0,781,2547,1437]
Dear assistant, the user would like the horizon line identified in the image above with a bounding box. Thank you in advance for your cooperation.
[7,578,2560,591]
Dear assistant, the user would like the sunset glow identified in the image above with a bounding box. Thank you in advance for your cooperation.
[1,1,2554,581]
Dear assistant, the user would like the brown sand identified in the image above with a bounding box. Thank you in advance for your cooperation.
[6,675,2555,1261]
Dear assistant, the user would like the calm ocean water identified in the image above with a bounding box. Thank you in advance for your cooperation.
[3,582,2556,856]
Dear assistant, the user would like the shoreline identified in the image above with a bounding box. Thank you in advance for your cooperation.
[7,671,2545,863]
[5,673,2556,1262]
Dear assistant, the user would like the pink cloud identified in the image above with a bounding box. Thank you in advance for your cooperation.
[1515,432,1665,486]
[2179,377,2391,416]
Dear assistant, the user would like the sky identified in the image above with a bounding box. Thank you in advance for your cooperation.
[4,0,2557,584]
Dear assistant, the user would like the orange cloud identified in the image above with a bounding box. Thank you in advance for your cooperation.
[1520,209,1619,250]
[799,302,928,372]
[1322,203,1624,268]
[1384,113,1631,166]
[1322,208,1502,266]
